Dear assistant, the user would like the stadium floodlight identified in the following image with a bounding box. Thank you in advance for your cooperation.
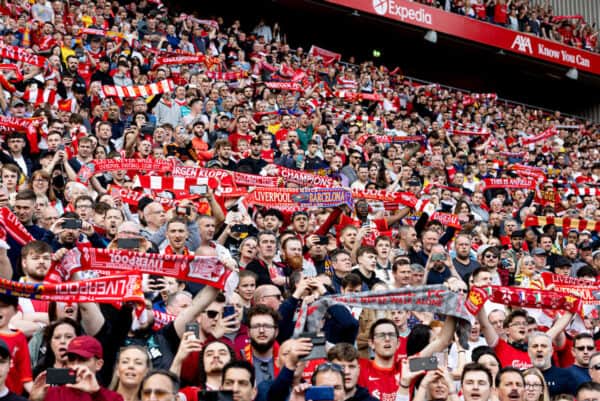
[424,30,438,44]
[565,68,578,80]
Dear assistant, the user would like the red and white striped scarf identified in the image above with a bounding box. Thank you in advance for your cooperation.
[520,127,558,146]
[336,77,357,90]
[135,176,213,191]
[525,215,600,234]
[21,87,59,106]
[101,79,175,98]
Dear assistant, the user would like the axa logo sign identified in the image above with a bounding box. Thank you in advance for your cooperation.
[511,35,533,54]
[372,0,433,25]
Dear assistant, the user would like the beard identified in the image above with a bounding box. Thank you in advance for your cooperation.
[251,336,276,353]
[285,255,304,271]
[26,269,47,281]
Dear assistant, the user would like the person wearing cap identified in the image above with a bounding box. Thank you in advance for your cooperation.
[42,335,123,401]
[8,98,26,118]
[531,248,549,274]
[578,240,595,267]
[0,338,27,401]
[90,56,114,86]
[0,293,32,396]
[552,256,572,276]
[506,230,526,266]
[237,136,268,175]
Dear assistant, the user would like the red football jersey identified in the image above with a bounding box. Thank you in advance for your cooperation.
[495,338,531,369]
[1,331,32,394]
[358,358,401,401]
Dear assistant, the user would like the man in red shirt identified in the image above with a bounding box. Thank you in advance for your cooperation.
[358,316,456,401]
[228,116,253,153]
[494,0,508,25]
[477,308,573,369]
[0,293,32,395]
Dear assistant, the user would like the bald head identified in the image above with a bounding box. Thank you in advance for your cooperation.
[254,284,282,310]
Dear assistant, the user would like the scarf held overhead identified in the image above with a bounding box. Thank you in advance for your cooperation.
[539,272,600,305]
[246,187,353,209]
[53,247,230,289]
[0,274,144,304]
[102,79,175,98]
[294,285,472,348]
[465,285,581,315]
[524,215,600,234]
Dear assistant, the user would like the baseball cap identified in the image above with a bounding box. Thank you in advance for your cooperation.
[531,248,546,256]
[67,335,103,359]
[73,81,86,94]
[218,112,231,119]
[511,229,525,238]
[0,293,18,307]
[10,98,25,107]
[579,241,593,251]
[554,256,571,267]
[0,339,9,359]
[137,196,154,213]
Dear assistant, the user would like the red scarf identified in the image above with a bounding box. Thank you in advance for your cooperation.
[0,207,35,245]
[466,286,581,316]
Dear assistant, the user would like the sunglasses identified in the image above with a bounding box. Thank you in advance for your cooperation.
[576,346,595,351]
[314,362,343,374]
[204,310,219,319]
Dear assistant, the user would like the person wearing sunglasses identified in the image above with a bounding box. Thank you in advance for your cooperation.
[589,352,600,385]
[287,362,346,401]
[566,332,594,388]
[140,369,180,401]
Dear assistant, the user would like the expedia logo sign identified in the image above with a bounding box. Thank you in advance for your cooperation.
[372,0,433,24]
[373,0,387,14]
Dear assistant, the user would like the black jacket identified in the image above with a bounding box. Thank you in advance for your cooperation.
[347,386,380,401]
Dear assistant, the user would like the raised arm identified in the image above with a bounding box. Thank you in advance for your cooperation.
[420,316,457,357]
[477,306,499,347]
[173,285,218,338]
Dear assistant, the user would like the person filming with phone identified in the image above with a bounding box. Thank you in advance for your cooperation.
[48,211,106,252]
[37,336,122,401]
[424,245,461,285]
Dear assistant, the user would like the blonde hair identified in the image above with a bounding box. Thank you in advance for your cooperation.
[109,345,151,391]
[523,367,550,401]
